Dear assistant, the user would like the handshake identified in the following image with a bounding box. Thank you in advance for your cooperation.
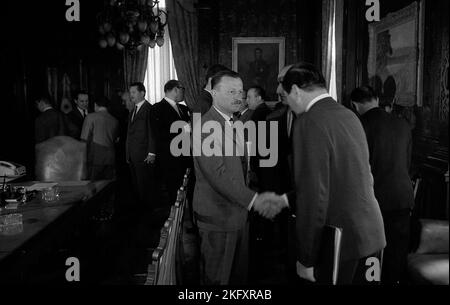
[253,192,288,219]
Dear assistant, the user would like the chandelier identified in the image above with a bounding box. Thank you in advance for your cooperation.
[97,0,168,51]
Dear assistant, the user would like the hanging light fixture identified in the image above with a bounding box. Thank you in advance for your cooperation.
[97,0,168,51]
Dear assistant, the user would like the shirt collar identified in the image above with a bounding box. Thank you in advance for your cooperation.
[164,97,177,107]
[135,99,147,110]
[77,106,86,115]
[306,93,332,112]
[42,106,53,112]
[241,107,249,115]
[213,106,233,124]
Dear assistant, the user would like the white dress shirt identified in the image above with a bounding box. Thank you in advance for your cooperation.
[305,93,332,112]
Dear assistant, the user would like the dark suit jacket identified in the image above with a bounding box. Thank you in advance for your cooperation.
[193,107,256,232]
[126,101,156,164]
[67,108,90,138]
[248,103,271,189]
[193,89,213,115]
[237,108,254,123]
[360,107,414,212]
[289,98,386,266]
[35,108,68,143]
[151,99,192,178]
[258,105,293,194]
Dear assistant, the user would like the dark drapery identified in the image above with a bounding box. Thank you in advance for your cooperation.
[166,0,201,111]
[123,48,149,90]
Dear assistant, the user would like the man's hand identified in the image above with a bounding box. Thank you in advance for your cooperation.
[253,192,287,219]
[144,153,156,164]
[296,261,316,282]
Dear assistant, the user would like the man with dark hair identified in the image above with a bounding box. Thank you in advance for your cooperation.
[126,82,156,210]
[193,64,230,115]
[81,97,119,180]
[192,70,285,285]
[151,80,191,207]
[67,90,90,138]
[34,96,69,143]
[279,62,386,284]
[351,85,414,284]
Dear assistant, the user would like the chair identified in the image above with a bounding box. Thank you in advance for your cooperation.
[35,136,87,181]
[139,168,190,285]
[407,219,449,285]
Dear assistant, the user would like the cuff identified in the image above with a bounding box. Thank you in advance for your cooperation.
[282,194,289,208]
[247,193,258,211]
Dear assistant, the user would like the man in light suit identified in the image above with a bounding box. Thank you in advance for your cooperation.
[280,63,387,284]
[126,82,156,210]
[192,70,285,285]
[81,96,119,180]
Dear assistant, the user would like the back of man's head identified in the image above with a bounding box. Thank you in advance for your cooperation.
[95,96,110,108]
[350,86,378,104]
[281,62,326,94]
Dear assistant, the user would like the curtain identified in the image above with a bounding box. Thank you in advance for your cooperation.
[123,47,149,90]
[166,0,201,111]
[144,28,178,104]
[321,0,343,102]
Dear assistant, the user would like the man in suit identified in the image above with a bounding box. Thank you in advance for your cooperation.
[34,97,69,143]
[259,65,294,194]
[279,63,386,284]
[67,90,90,138]
[151,80,191,207]
[81,96,119,180]
[192,70,285,285]
[351,86,414,284]
[193,64,230,116]
[126,82,156,210]
[235,96,253,123]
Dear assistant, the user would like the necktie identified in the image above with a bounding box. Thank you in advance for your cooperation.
[174,104,182,118]
[83,110,87,118]
[132,106,138,122]
[287,110,293,138]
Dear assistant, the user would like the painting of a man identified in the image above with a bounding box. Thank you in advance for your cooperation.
[233,37,285,101]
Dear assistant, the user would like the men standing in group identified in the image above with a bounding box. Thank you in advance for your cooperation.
[80,96,119,180]
[280,63,386,284]
[193,64,230,116]
[351,86,414,284]
[67,90,90,138]
[126,82,156,210]
[192,70,286,285]
[34,96,69,143]
[151,80,191,207]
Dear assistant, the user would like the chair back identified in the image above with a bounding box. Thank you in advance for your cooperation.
[35,136,87,181]
[145,168,191,285]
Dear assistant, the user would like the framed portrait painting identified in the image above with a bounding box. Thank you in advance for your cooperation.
[368,2,425,107]
[232,37,285,101]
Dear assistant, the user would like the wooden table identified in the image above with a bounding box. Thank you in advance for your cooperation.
[0,180,113,281]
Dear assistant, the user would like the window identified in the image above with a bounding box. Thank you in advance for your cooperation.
[143,0,178,104]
